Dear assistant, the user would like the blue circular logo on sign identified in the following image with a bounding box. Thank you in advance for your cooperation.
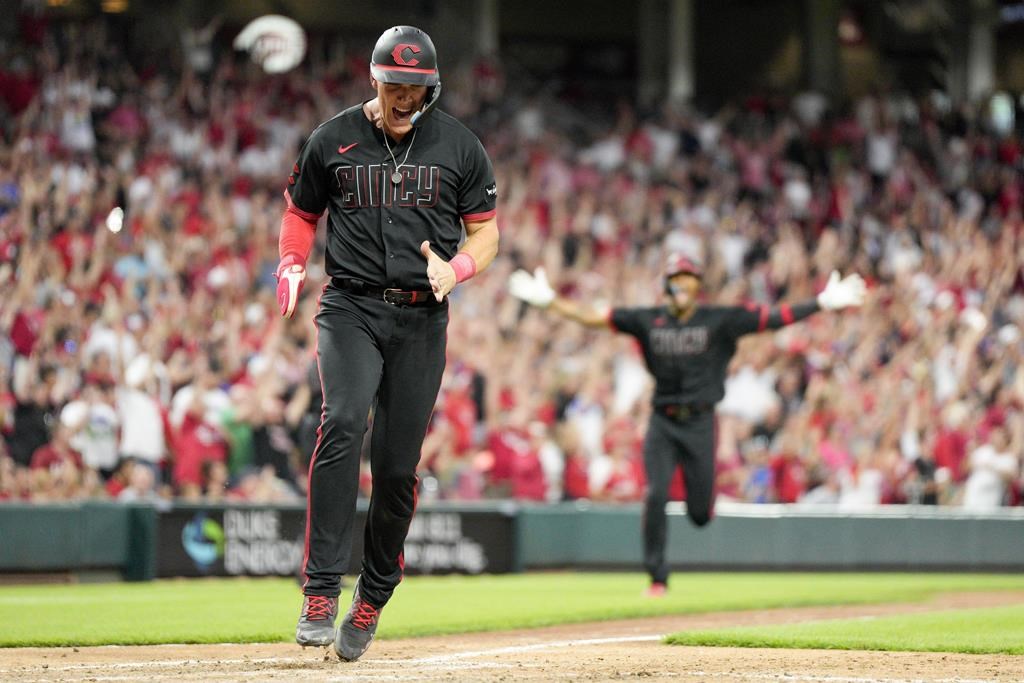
[181,513,225,572]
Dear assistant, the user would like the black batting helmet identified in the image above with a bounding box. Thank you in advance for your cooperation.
[370,26,439,86]
[663,252,703,297]
[370,26,441,125]
[664,253,703,281]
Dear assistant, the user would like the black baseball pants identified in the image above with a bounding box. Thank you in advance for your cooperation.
[301,285,448,607]
[642,410,717,585]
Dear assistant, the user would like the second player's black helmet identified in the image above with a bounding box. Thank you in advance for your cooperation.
[370,26,441,126]
[370,25,440,86]
[663,252,704,296]
[664,253,703,281]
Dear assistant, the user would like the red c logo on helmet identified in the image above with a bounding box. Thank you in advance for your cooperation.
[665,254,702,279]
[391,43,421,66]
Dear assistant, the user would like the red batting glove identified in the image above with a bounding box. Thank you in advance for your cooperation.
[275,254,307,319]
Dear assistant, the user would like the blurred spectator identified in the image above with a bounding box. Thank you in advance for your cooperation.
[962,422,1022,510]
[61,379,120,478]
[28,422,82,472]
[229,465,301,503]
[169,357,229,493]
[7,360,59,468]
[740,437,773,504]
[117,460,162,504]
[588,416,644,502]
[104,457,134,498]
[201,459,230,502]
[117,354,169,474]
[485,404,547,500]
[769,432,808,504]
[0,453,17,501]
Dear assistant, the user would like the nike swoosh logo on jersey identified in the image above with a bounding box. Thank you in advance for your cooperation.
[338,143,358,154]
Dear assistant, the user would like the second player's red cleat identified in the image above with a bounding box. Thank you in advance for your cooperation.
[645,582,667,598]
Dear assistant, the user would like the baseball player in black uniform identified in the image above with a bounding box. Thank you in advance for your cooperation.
[278,26,499,660]
[509,254,865,595]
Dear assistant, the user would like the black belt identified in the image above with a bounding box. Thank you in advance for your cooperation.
[333,278,443,306]
[657,403,715,421]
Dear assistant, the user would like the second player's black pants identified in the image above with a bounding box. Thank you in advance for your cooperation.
[302,285,448,607]
[642,410,717,585]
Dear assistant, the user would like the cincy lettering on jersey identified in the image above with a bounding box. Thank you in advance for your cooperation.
[335,164,440,208]
[649,327,709,355]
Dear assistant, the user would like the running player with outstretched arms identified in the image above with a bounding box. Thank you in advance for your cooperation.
[508,254,865,595]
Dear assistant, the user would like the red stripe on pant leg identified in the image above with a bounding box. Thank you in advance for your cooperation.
[397,475,419,575]
[709,415,719,521]
[301,284,330,593]
[780,304,794,325]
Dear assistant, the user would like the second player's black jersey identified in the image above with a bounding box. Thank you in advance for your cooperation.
[610,301,818,407]
[285,103,497,290]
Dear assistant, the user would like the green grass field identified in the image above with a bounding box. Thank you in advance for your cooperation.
[665,604,1024,655]
[1,572,1023,649]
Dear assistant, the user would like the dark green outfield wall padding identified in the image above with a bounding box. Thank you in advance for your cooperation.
[2,502,1022,579]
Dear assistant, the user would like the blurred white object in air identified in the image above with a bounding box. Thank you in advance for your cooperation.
[106,206,124,233]
[234,15,307,74]
[997,324,1020,346]
[959,307,987,333]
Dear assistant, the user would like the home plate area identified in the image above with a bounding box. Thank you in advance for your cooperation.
[2,598,1022,682]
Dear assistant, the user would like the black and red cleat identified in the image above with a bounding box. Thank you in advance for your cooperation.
[645,581,667,598]
[296,594,338,647]
[335,578,382,661]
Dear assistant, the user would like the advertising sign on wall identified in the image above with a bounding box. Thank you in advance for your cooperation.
[157,505,517,578]
[160,507,305,578]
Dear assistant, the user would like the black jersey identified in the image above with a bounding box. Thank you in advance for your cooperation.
[285,103,497,290]
[610,301,818,407]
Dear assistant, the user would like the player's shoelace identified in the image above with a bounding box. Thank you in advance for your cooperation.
[305,595,334,621]
[350,600,380,630]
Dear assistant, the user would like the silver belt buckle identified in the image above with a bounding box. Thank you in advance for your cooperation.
[383,288,404,305]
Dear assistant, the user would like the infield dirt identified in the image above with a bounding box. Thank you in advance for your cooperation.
[1,590,1022,682]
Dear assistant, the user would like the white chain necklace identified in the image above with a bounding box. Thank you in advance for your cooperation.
[383,128,418,184]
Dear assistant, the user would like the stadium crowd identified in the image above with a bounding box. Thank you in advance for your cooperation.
[1,15,1023,510]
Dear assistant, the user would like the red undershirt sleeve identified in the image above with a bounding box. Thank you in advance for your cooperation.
[279,208,317,264]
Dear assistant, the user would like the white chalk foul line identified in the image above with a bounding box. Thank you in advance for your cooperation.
[683,675,998,683]
[15,660,532,683]
[4,655,301,674]
[390,633,665,665]
[377,639,1001,683]
[6,634,663,675]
